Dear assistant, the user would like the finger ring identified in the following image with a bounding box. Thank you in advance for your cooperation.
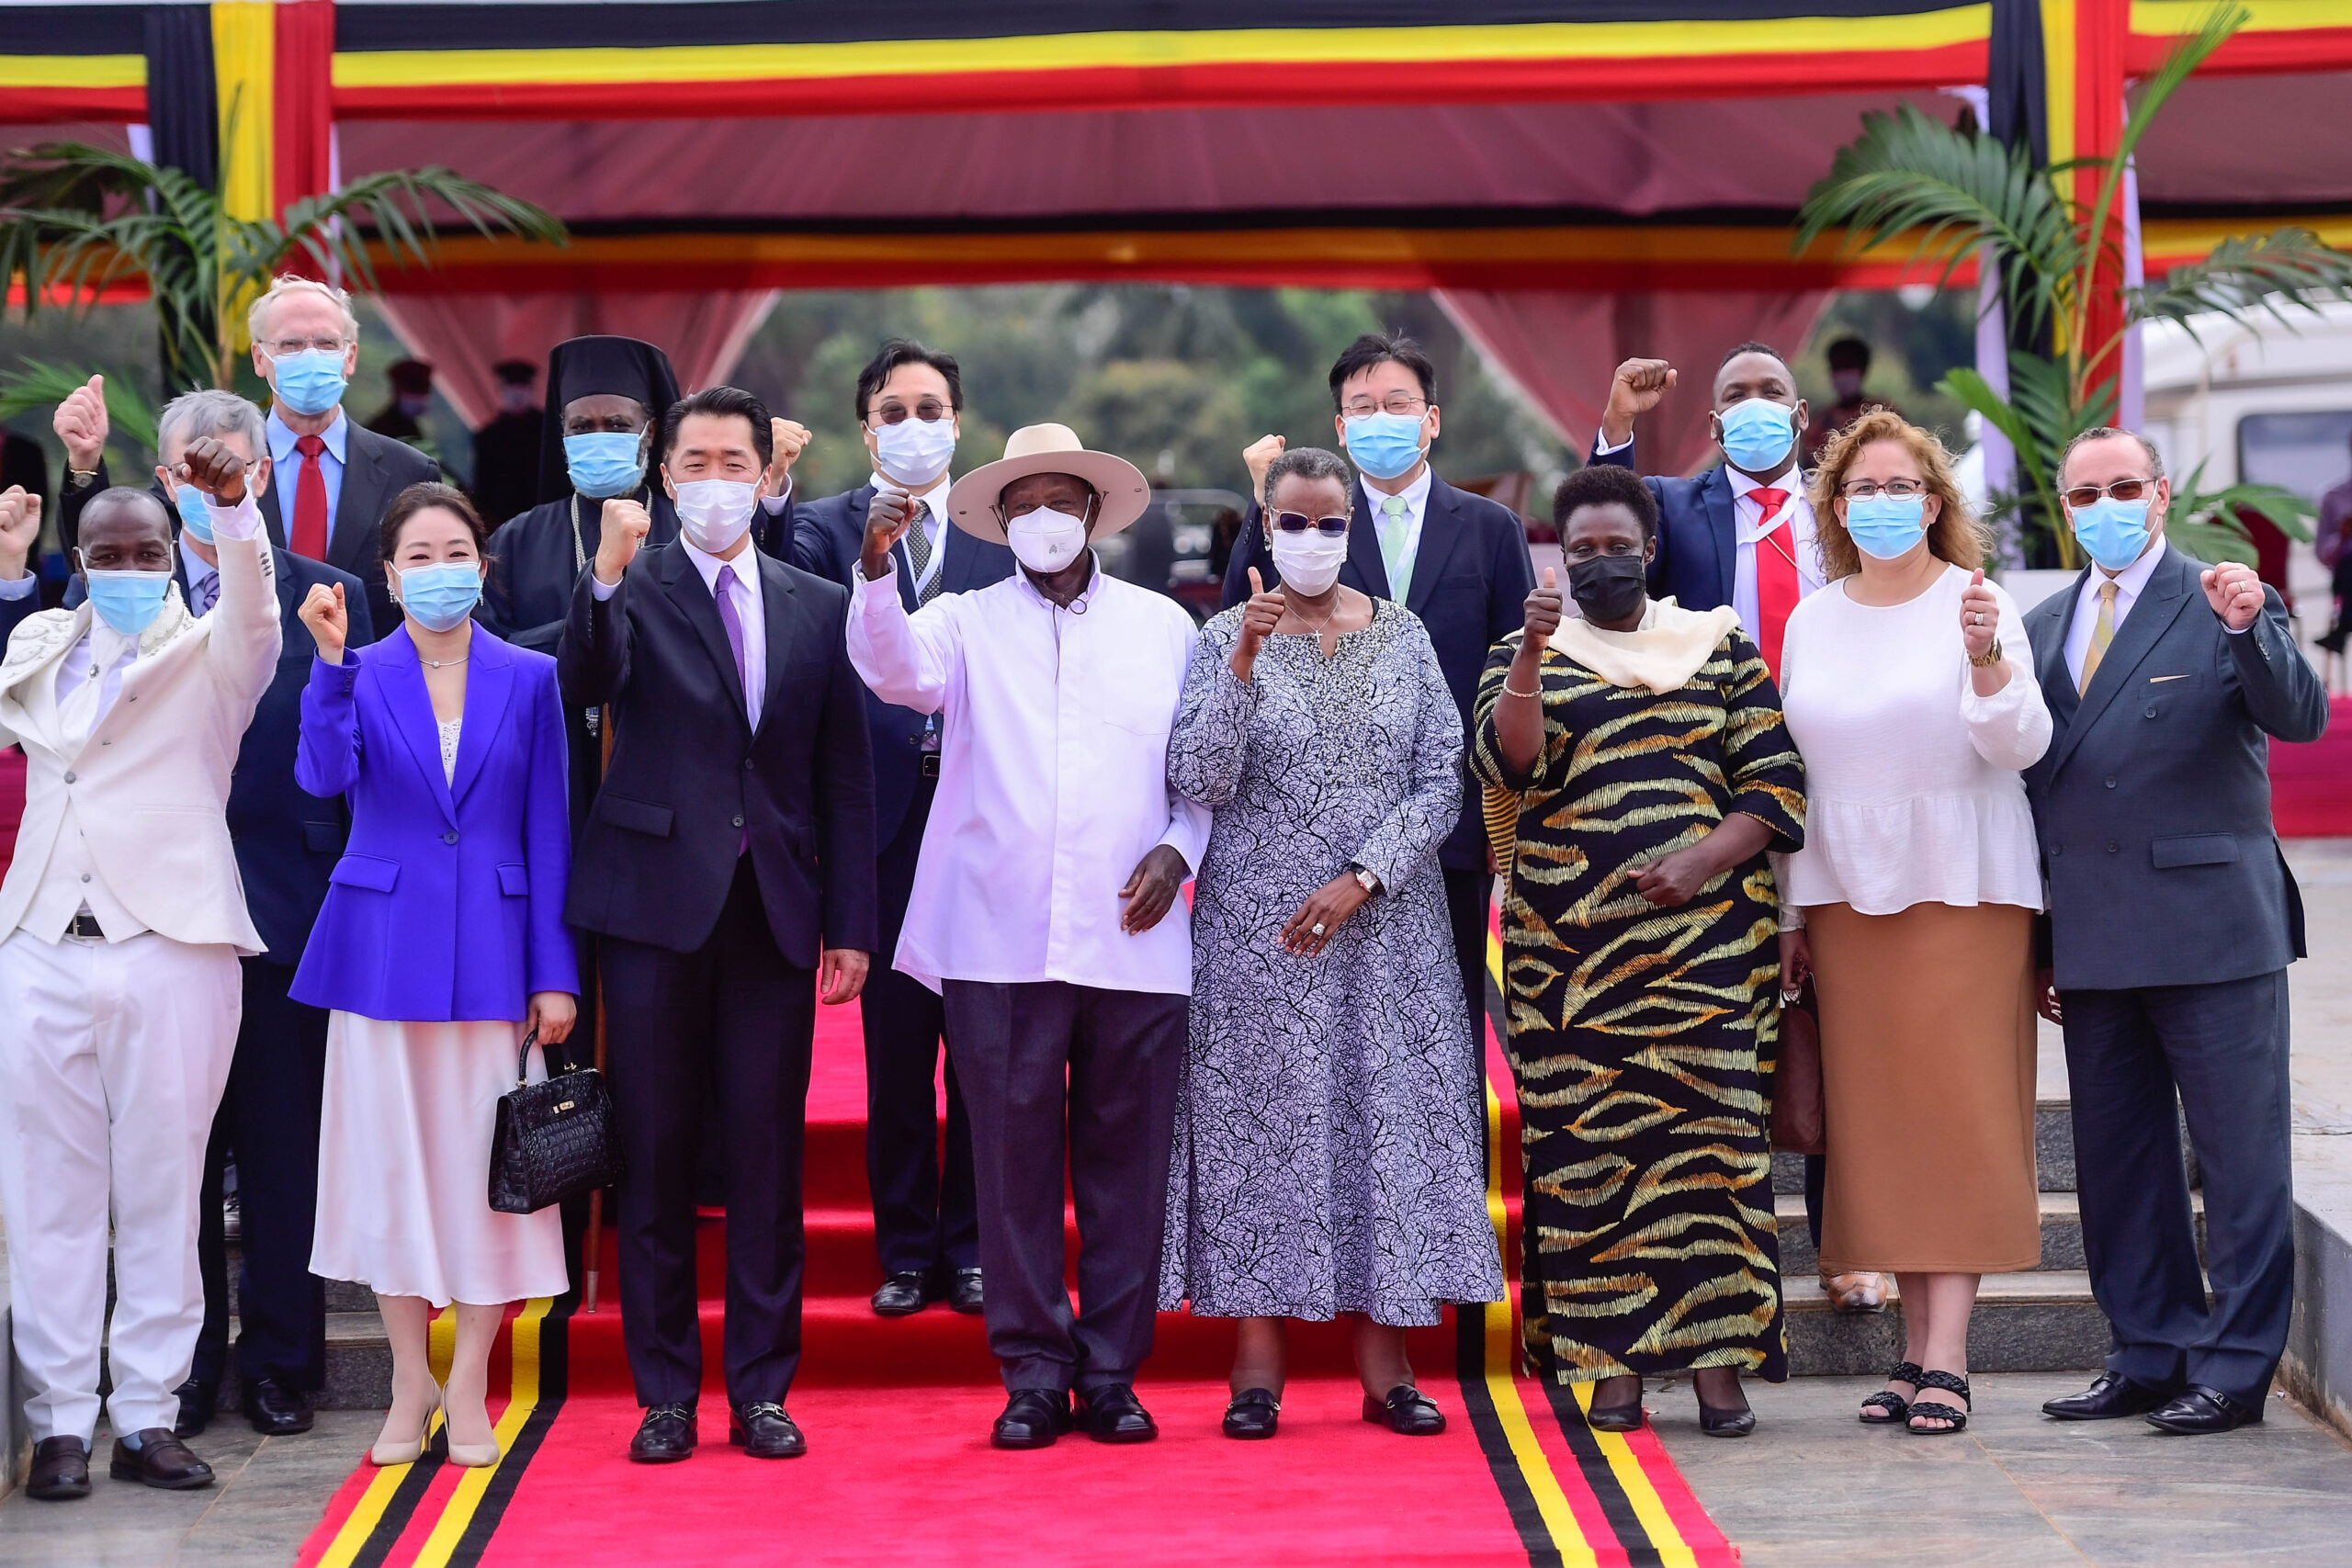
[1781,988,1802,1006]
[1311,922,1327,936]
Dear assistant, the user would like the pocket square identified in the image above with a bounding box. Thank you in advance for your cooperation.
[2148,674,2189,683]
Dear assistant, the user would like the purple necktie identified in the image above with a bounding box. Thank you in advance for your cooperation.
[715,564,751,854]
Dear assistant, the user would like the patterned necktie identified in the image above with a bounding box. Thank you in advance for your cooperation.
[194,571,220,616]
[903,500,939,604]
[290,434,329,559]
[2078,580,2120,695]
[1751,487,1798,681]
[1377,493,1413,601]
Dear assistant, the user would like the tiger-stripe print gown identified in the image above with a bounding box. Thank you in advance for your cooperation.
[1470,625,1804,1384]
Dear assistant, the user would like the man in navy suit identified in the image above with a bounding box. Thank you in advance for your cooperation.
[1221,331,1535,1038]
[793,340,1014,1320]
[10,390,374,1438]
[1588,344,1887,1315]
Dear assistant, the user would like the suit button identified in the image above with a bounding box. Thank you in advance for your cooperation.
[62,772,74,784]
[2105,776,2117,789]
[443,830,459,845]
[744,758,755,770]
[81,873,91,883]
[2144,705,2158,717]
[2107,841,2120,854]
[731,815,745,829]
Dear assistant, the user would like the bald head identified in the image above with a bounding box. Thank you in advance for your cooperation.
[76,487,174,575]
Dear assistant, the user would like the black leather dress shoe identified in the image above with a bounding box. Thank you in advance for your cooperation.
[1222,1388,1280,1439]
[628,1403,697,1462]
[26,1437,92,1500]
[2145,1384,2264,1435]
[870,1271,933,1316]
[108,1428,215,1490]
[1363,1384,1447,1436]
[947,1268,984,1314]
[729,1402,807,1458]
[2042,1371,2183,1421]
[173,1379,216,1438]
[243,1375,316,1436]
[1078,1383,1159,1444]
[992,1388,1074,1450]
[1698,1402,1757,1438]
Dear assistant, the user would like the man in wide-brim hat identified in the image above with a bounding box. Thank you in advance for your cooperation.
[846,423,1209,1450]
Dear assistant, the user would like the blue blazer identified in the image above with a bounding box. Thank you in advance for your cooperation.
[291,624,577,1021]
[1589,438,1744,614]
[1219,469,1533,869]
[790,484,1016,850]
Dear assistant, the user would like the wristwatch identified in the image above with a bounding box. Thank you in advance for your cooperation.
[1969,637,2004,669]
[1350,864,1381,896]
[65,468,99,491]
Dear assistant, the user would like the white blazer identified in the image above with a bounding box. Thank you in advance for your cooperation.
[0,528,281,952]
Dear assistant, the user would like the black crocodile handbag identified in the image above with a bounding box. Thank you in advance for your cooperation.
[490,1028,621,1214]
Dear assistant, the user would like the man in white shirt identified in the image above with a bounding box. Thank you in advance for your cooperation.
[0,442,279,1501]
[847,423,1208,1451]
[791,341,1015,1321]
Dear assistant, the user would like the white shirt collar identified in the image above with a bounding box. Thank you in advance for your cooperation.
[1726,464,1804,503]
[1361,462,1433,519]
[2086,536,2166,601]
[679,534,763,603]
[1012,556,1103,611]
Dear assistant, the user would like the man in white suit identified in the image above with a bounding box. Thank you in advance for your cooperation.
[0,438,279,1501]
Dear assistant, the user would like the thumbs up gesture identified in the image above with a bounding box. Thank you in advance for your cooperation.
[54,374,107,471]
[1960,567,2000,660]
[300,581,349,664]
[1229,566,1286,682]
[1523,566,1564,648]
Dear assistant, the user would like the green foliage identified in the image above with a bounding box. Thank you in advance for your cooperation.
[0,355,153,451]
[2165,458,2315,566]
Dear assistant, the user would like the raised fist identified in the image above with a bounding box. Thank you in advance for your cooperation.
[0,486,41,579]
[54,375,107,471]
[1243,434,1286,505]
[1600,358,1677,447]
[299,581,349,663]
[767,417,812,493]
[179,435,251,504]
[2201,560,2265,632]
[861,488,914,582]
[594,497,652,585]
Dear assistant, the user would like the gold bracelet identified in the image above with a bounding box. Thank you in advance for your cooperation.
[1501,674,1544,698]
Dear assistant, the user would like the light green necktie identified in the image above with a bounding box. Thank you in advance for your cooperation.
[1377,493,1413,601]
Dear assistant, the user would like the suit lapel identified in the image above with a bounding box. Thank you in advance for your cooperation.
[1344,488,1390,599]
[756,549,799,736]
[1703,468,1738,610]
[379,626,458,827]
[2035,565,2093,736]
[449,629,515,805]
[1406,475,1469,617]
[2046,547,2196,776]
[1,604,90,751]
[660,544,752,734]
[330,431,386,576]
[257,480,286,550]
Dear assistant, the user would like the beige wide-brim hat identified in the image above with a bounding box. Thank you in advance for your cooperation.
[944,423,1151,543]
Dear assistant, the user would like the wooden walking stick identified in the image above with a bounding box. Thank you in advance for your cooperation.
[583,703,615,1313]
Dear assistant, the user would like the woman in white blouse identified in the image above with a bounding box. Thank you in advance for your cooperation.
[1775,411,2052,1438]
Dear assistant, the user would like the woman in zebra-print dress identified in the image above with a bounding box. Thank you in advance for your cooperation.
[1471,464,1804,1438]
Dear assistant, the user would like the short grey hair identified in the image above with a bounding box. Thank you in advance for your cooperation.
[157,389,267,459]
[2058,426,2165,486]
[1262,446,1351,505]
[247,273,359,345]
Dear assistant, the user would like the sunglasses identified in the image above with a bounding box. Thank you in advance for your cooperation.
[2062,478,2155,509]
[1271,511,1351,536]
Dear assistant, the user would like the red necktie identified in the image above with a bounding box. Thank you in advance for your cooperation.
[1752,487,1798,682]
[291,434,329,559]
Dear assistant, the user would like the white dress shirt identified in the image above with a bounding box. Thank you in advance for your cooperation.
[590,536,766,728]
[1726,466,1825,649]
[267,408,347,548]
[2062,539,2167,689]
[874,470,953,597]
[1363,464,1433,599]
[846,560,1211,996]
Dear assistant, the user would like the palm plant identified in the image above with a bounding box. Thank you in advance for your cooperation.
[0,129,563,404]
[1795,2,2352,567]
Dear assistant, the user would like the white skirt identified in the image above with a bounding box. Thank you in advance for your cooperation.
[311,1012,571,1309]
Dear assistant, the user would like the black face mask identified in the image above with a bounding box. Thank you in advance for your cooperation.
[1568,553,1647,624]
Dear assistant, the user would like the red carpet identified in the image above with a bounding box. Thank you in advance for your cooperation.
[300,972,1738,1567]
[2268,695,2352,837]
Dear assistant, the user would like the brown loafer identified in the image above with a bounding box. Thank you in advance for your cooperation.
[27,1437,92,1500]
[107,1428,215,1490]
[1820,1270,1888,1313]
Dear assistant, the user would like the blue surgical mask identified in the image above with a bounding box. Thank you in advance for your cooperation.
[564,431,647,500]
[1341,412,1427,481]
[2070,497,2153,573]
[1717,398,1796,474]
[1843,493,1928,559]
[269,348,348,417]
[86,559,175,637]
[173,484,215,544]
[396,561,484,633]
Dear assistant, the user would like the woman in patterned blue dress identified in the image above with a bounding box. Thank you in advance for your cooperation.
[1161,446,1503,1442]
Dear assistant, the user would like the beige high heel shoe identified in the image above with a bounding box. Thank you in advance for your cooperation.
[369,1389,444,1467]
[443,1396,503,1469]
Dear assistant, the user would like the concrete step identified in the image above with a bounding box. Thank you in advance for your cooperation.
[220,1240,377,1315]
[1783,1270,2112,1376]
[1773,1190,2207,1277]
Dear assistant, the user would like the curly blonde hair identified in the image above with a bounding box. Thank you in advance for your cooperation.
[1806,409,1989,581]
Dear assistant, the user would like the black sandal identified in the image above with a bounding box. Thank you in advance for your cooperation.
[1859,1361,1920,1425]
[1905,1370,1972,1435]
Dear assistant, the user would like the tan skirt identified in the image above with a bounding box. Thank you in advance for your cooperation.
[1809,901,2041,1274]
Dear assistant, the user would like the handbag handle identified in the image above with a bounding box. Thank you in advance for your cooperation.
[514,1025,538,1089]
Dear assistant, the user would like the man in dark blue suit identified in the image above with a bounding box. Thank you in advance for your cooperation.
[19,390,375,1438]
[1221,331,1535,1036]
[793,340,1013,1319]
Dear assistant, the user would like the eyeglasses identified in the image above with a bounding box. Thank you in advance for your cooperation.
[1340,394,1429,420]
[263,336,348,356]
[2062,478,2155,508]
[1841,479,1928,499]
[1272,511,1351,536]
[866,399,952,427]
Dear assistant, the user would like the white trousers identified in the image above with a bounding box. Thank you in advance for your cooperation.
[0,930,239,1441]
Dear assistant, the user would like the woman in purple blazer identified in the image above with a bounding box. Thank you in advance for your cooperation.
[291,483,576,1471]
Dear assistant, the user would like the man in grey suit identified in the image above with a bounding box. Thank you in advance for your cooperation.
[2022,426,2327,1436]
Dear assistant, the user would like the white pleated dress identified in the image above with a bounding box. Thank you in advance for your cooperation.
[309,717,571,1308]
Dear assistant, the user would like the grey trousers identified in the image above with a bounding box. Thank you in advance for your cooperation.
[940,979,1187,1394]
